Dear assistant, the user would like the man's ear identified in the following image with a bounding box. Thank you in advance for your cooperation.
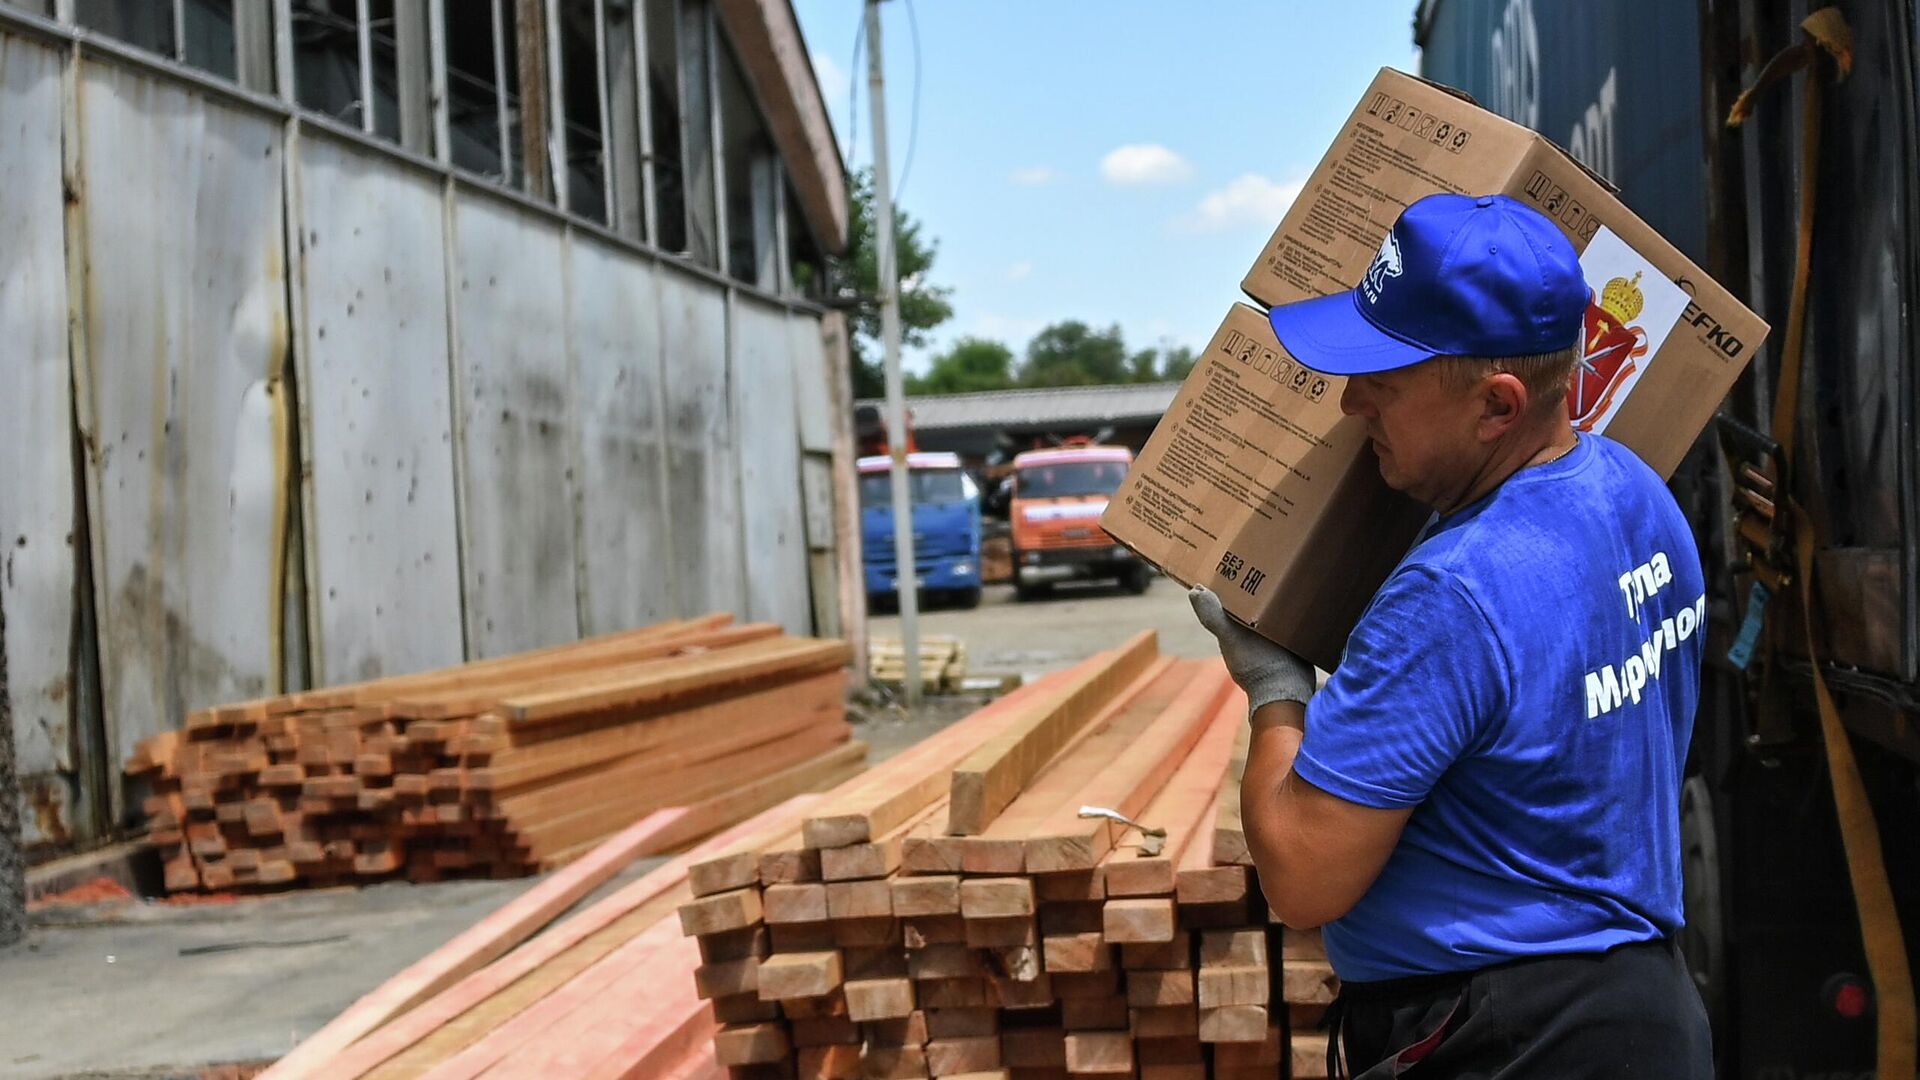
[1478,372,1529,442]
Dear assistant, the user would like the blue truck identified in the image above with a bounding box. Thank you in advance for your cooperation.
[858,452,983,609]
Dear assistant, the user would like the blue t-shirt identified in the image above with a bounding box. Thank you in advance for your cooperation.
[1294,433,1706,983]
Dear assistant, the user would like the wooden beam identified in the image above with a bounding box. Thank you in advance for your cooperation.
[1104,686,1245,897]
[1024,663,1232,873]
[254,807,692,1078]
[946,630,1158,835]
[305,796,811,1078]
[799,659,1092,850]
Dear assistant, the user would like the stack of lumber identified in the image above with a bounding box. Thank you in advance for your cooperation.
[677,629,1341,1080]
[259,799,827,1079]
[124,616,866,893]
[869,636,969,692]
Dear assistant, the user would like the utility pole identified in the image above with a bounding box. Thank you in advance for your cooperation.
[865,0,921,708]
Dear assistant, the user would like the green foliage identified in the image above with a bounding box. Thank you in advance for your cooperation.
[835,168,955,398]
[908,337,1016,395]
[1019,321,1131,387]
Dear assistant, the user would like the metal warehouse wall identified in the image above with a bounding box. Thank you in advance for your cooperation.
[0,28,849,849]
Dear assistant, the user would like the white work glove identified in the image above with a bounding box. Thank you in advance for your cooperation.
[1188,586,1315,713]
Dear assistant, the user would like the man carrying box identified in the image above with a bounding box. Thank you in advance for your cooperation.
[1190,193,1713,1077]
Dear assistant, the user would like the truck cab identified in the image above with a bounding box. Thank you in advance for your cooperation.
[1008,445,1149,600]
[858,452,983,609]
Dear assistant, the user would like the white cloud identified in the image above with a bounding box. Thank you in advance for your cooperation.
[1009,166,1062,186]
[1099,144,1195,186]
[1006,261,1034,282]
[1183,173,1306,232]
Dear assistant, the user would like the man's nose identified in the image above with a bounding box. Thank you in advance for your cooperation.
[1340,380,1368,417]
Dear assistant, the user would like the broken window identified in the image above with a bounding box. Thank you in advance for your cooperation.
[74,0,176,57]
[644,0,686,253]
[787,183,825,300]
[182,0,237,81]
[602,0,645,239]
[715,27,769,284]
[365,0,402,143]
[558,0,606,224]
[444,1,508,178]
[291,0,364,127]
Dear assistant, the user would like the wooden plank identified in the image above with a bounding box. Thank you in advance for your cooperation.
[255,807,693,1079]
[388,622,785,719]
[325,799,816,1079]
[468,669,843,792]
[796,659,1091,850]
[1211,723,1252,867]
[405,913,696,1079]
[514,734,863,863]
[1023,663,1231,873]
[1103,688,1245,897]
[953,659,1185,876]
[498,638,850,724]
[278,615,730,714]
[945,630,1158,835]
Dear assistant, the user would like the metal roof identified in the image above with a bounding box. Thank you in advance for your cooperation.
[859,382,1182,433]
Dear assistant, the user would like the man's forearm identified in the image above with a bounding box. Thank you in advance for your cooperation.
[1241,701,1309,921]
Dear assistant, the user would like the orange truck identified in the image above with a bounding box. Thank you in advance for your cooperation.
[1007,445,1150,600]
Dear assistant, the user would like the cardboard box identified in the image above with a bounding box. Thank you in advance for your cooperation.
[1102,68,1769,669]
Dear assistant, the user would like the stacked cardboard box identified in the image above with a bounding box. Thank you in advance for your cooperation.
[126,615,864,891]
[1103,67,1768,666]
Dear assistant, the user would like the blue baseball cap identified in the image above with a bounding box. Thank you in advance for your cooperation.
[1267,193,1587,376]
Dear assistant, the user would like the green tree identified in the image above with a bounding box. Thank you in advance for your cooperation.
[1126,348,1160,383]
[1018,321,1130,387]
[909,337,1016,395]
[834,168,954,398]
[1159,345,1198,381]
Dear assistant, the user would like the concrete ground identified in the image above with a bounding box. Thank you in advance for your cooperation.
[0,857,669,1080]
[856,575,1213,761]
[0,575,1214,1079]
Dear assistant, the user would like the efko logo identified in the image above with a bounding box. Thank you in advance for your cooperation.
[1361,233,1404,305]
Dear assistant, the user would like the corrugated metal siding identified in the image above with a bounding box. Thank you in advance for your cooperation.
[659,275,744,618]
[734,299,813,634]
[0,35,81,846]
[451,193,583,657]
[0,24,842,844]
[73,61,288,810]
[569,233,677,634]
[292,133,466,685]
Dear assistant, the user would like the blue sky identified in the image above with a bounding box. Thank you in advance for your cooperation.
[790,1,1423,374]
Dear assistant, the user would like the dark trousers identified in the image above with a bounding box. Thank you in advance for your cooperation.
[1331,938,1713,1078]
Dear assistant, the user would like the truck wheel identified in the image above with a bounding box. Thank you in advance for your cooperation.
[954,587,983,610]
[1120,564,1152,595]
[1679,775,1726,1032]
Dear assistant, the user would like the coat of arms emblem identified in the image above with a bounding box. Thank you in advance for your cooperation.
[1569,270,1648,429]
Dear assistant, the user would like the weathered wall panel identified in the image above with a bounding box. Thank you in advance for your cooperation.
[294,134,465,683]
[451,193,581,656]
[658,274,744,617]
[75,62,287,789]
[0,37,81,845]
[568,236,677,633]
[732,299,811,633]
